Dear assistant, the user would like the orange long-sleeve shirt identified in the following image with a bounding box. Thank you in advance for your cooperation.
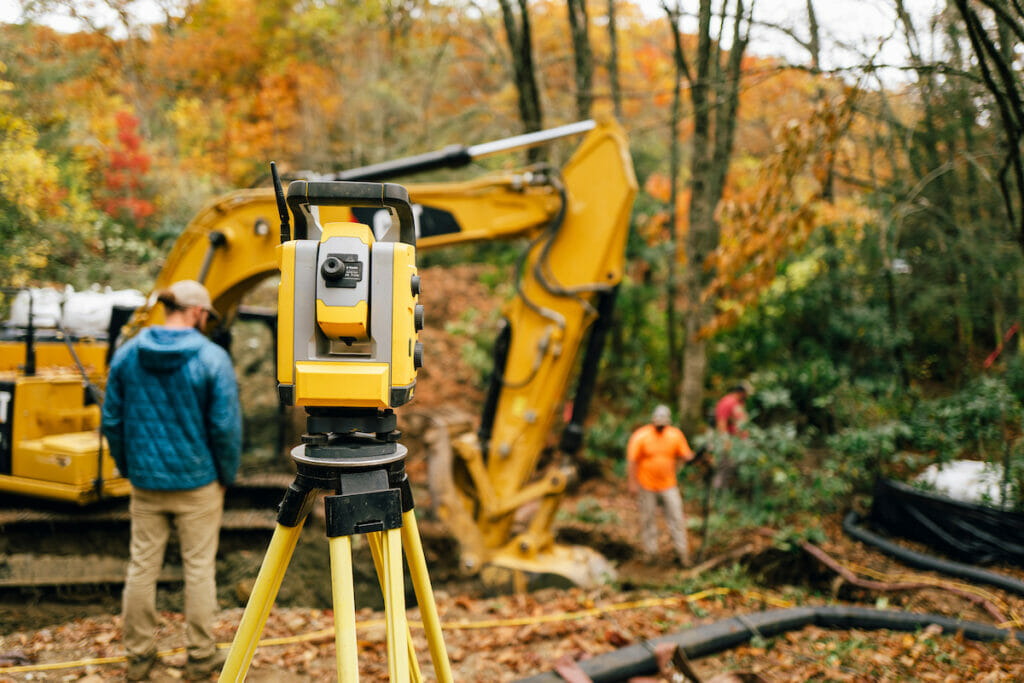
[627,424,694,492]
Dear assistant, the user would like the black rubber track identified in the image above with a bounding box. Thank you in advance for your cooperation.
[514,606,1018,683]
[843,510,1024,596]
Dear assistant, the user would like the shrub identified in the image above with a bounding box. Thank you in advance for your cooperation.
[824,421,912,497]
[906,375,1021,460]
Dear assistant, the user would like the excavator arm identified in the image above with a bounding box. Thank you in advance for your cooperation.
[411,123,637,585]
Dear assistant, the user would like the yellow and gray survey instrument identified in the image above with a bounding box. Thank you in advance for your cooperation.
[275,177,424,411]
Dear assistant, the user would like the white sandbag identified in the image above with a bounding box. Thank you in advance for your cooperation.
[63,287,145,336]
[7,287,65,328]
[915,459,1007,506]
[6,285,146,336]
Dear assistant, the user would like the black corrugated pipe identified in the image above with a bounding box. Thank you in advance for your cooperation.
[843,510,1024,596]
[515,606,1018,683]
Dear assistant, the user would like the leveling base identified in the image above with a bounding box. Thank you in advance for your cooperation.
[219,413,452,682]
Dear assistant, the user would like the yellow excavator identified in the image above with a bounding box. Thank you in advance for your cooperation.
[0,118,637,586]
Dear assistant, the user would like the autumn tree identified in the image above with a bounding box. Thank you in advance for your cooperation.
[96,110,154,228]
[660,0,752,429]
[0,48,102,285]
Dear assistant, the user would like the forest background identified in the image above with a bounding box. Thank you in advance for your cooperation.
[3,0,1024,528]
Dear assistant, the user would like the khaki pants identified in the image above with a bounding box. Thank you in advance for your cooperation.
[123,481,223,660]
[639,486,690,564]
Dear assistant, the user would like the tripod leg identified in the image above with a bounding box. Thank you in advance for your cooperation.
[369,534,423,683]
[401,509,453,683]
[376,528,410,682]
[329,535,360,682]
[219,521,305,682]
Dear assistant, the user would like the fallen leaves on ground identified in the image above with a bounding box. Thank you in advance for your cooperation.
[2,555,1024,682]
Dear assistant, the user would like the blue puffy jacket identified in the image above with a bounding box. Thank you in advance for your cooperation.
[101,326,242,491]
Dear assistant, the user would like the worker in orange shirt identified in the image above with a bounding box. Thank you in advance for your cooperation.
[627,404,695,566]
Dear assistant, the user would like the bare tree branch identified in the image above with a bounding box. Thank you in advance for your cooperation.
[952,0,1024,248]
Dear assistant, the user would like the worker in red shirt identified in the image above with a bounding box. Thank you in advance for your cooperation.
[627,404,695,566]
[712,382,751,490]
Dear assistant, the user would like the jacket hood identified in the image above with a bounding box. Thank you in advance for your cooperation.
[136,326,207,372]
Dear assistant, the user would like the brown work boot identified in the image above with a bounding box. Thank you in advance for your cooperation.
[125,652,157,681]
[185,649,227,680]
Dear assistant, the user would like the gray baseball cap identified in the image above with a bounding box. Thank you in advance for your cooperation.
[651,404,672,426]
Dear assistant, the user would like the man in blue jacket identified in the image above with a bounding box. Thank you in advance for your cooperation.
[102,279,241,680]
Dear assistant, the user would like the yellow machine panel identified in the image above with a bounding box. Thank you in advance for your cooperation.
[0,374,128,503]
[276,241,297,387]
[294,361,390,408]
[8,376,99,440]
[390,244,420,390]
[0,340,107,375]
[14,431,116,486]
[316,300,368,340]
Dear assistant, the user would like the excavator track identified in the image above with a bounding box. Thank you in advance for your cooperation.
[0,473,294,590]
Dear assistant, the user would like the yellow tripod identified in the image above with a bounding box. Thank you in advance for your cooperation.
[219,410,453,682]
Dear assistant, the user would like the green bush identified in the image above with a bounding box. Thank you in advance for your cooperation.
[745,359,844,435]
[1004,354,1024,405]
[443,308,500,388]
[823,421,912,497]
[585,409,634,475]
[906,375,1021,460]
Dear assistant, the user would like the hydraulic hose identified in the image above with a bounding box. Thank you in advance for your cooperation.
[843,510,1024,597]
[514,606,1019,683]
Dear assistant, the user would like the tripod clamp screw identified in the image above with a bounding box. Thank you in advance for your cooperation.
[301,433,330,447]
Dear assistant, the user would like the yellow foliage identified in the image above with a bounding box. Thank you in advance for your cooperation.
[168,97,221,163]
[0,114,61,223]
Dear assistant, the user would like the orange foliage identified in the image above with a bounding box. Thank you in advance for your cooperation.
[702,88,868,337]
[644,172,672,203]
[3,0,889,272]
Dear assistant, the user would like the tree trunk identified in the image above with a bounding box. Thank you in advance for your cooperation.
[669,0,750,430]
[664,0,686,398]
[680,297,708,432]
[567,0,593,120]
[498,0,544,143]
[607,0,623,120]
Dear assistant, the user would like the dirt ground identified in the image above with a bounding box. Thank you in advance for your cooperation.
[3,263,1024,681]
[3,477,1024,682]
